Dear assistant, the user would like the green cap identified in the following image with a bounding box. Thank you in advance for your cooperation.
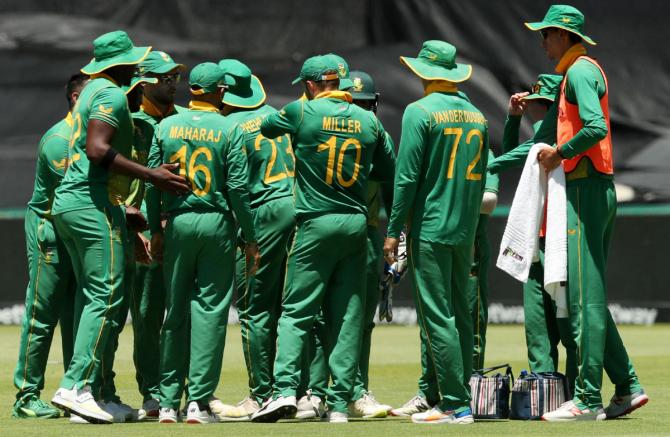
[400,40,472,83]
[525,4,596,45]
[189,62,226,95]
[122,76,158,95]
[291,55,339,85]
[81,30,151,75]
[218,59,266,108]
[324,53,354,90]
[523,74,563,102]
[139,50,185,75]
[348,70,377,100]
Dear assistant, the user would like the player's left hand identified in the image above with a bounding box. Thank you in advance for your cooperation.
[245,242,261,276]
[537,146,563,171]
[383,237,399,264]
[126,205,148,232]
[134,232,152,265]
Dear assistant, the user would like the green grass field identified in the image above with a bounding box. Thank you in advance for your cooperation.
[0,324,667,436]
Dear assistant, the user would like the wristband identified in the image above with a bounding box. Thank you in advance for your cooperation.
[99,148,118,169]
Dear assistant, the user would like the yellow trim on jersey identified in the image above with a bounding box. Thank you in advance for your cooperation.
[424,81,458,96]
[188,100,221,113]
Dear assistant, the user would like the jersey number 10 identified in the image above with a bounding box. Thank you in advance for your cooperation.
[317,135,362,188]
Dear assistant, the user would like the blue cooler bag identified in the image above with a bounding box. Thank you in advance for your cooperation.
[510,371,568,420]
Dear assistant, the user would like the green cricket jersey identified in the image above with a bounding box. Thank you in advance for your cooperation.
[126,103,183,209]
[28,113,73,217]
[488,117,543,174]
[224,104,294,208]
[484,149,499,194]
[146,101,255,240]
[489,51,607,174]
[260,91,395,218]
[387,89,489,245]
[52,75,135,214]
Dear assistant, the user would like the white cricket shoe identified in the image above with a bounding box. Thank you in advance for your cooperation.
[69,414,89,424]
[158,407,178,423]
[348,391,391,418]
[542,400,606,422]
[605,390,649,419]
[138,398,160,420]
[296,390,326,420]
[411,407,474,424]
[101,400,136,423]
[328,411,349,423]
[250,395,297,423]
[52,385,112,424]
[185,401,218,424]
[390,395,432,417]
[212,396,259,422]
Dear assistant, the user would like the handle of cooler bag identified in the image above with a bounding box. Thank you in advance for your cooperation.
[474,363,514,384]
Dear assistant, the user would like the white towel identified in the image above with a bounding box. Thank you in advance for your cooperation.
[496,143,568,317]
[496,144,547,282]
[544,165,568,317]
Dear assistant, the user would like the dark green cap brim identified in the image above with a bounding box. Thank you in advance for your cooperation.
[147,62,186,74]
[222,74,267,108]
[400,56,472,82]
[522,94,555,102]
[350,91,377,100]
[524,22,596,45]
[123,77,158,94]
[81,46,152,75]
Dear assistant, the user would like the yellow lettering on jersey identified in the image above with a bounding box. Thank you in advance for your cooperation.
[240,117,262,133]
[322,117,362,133]
[214,130,222,142]
[169,125,178,139]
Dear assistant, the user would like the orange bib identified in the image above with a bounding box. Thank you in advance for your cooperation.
[557,56,614,174]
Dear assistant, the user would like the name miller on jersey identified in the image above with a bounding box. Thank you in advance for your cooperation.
[322,116,362,133]
[168,125,223,142]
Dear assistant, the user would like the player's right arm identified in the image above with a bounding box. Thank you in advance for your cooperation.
[386,104,428,239]
[260,99,303,139]
[86,87,188,194]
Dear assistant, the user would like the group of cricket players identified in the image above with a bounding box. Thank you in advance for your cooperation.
[11,4,649,426]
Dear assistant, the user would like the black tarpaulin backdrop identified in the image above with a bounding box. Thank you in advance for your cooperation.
[0,0,668,316]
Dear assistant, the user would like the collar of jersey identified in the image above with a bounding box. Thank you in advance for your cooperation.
[141,96,176,118]
[90,72,119,86]
[188,100,220,113]
[65,112,73,127]
[314,90,353,103]
[424,80,458,96]
[555,43,587,74]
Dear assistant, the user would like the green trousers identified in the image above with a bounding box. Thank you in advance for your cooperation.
[159,211,236,408]
[411,238,473,411]
[54,206,127,391]
[469,214,489,371]
[14,209,76,399]
[351,226,383,400]
[236,197,294,404]
[92,234,135,402]
[523,239,578,394]
[130,259,165,402]
[273,213,366,413]
[298,314,329,400]
[566,177,642,409]
[299,226,384,402]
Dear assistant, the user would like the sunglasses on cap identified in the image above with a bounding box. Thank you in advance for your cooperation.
[150,72,181,84]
